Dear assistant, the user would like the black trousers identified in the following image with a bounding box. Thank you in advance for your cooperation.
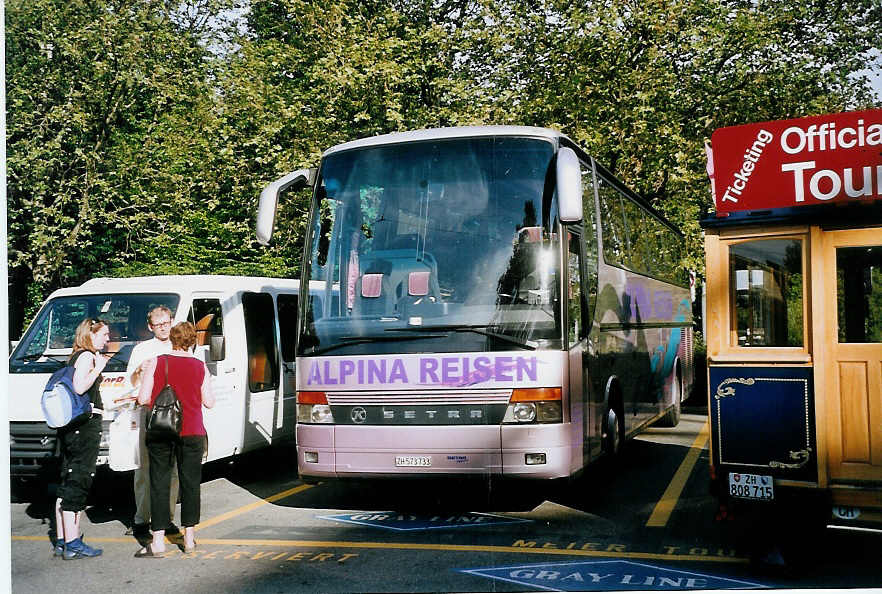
[57,415,102,513]
[146,434,205,530]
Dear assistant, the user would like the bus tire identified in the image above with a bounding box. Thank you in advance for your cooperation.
[603,407,623,457]
[655,369,682,428]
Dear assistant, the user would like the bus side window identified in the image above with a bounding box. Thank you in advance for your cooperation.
[582,160,599,321]
[597,174,627,268]
[190,299,224,351]
[568,231,583,347]
[277,293,298,362]
[243,292,279,392]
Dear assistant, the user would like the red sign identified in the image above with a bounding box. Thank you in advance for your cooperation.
[709,109,882,216]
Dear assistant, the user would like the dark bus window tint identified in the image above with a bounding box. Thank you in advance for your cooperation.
[582,162,599,320]
[729,239,803,347]
[837,245,882,343]
[243,292,279,392]
[568,231,583,347]
[597,176,627,268]
[277,293,299,362]
[621,196,653,275]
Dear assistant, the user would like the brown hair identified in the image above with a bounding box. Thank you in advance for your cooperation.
[169,321,197,350]
[72,318,107,354]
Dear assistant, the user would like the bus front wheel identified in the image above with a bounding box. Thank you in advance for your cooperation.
[604,408,622,456]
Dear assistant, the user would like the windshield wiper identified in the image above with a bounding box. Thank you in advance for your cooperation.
[14,353,67,362]
[387,324,536,351]
[307,332,448,356]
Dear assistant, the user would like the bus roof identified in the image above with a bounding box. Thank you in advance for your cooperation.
[45,275,307,300]
[323,126,568,157]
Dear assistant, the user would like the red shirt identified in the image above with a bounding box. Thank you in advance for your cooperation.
[150,354,207,437]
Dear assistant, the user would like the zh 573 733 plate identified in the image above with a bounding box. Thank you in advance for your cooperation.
[395,456,432,467]
[728,472,774,500]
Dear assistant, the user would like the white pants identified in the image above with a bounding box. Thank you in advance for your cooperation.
[134,406,179,526]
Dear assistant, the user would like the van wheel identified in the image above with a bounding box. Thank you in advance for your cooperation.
[603,407,623,456]
[656,372,682,428]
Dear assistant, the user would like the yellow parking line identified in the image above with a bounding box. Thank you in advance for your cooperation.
[10,535,746,563]
[195,483,315,531]
[645,421,709,528]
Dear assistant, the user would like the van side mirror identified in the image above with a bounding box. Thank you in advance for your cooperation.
[257,168,317,245]
[209,335,226,361]
[557,147,583,223]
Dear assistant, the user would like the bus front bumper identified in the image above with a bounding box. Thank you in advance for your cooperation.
[296,423,574,480]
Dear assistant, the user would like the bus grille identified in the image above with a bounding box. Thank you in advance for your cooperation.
[326,389,512,406]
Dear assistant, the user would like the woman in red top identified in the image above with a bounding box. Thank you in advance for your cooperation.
[136,321,214,557]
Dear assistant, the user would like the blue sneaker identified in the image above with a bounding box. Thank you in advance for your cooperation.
[53,538,64,557]
[62,537,103,560]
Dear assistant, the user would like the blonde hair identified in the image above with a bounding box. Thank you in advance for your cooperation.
[147,305,173,325]
[72,318,107,354]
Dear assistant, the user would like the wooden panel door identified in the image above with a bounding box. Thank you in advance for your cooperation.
[821,228,882,483]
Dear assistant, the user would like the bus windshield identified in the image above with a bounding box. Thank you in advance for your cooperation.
[300,136,562,355]
[10,293,180,373]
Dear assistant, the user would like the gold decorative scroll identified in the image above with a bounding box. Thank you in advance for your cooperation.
[769,449,812,469]
[714,377,755,400]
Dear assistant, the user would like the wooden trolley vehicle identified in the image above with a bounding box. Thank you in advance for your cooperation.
[702,109,882,533]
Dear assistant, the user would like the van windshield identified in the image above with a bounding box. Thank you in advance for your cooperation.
[10,293,180,373]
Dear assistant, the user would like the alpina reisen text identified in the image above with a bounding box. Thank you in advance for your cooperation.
[305,355,539,387]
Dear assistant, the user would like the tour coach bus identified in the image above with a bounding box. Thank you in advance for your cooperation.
[257,126,694,481]
[702,109,882,530]
[9,275,319,479]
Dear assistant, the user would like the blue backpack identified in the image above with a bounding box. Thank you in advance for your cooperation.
[41,364,93,429]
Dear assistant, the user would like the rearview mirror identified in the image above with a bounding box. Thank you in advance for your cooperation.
[256,168,317,245]
[557,147,583,223]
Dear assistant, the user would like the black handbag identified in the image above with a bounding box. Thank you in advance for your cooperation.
[146,356,182,439]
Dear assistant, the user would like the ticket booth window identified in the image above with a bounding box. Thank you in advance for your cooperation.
[729,239,804,347]
[837,245,882,344]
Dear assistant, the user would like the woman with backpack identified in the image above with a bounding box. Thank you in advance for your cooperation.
[53,317,111,559]
[135,321,214,558]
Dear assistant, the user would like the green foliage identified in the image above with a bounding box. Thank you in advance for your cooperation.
[7,0,882,336]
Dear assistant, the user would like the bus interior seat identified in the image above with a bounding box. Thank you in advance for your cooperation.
[249,347,272,389]
[195,314,215,346]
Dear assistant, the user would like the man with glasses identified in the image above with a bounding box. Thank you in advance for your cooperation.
[125,306,180,541]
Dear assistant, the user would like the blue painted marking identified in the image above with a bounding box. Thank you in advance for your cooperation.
[317,511,532,531]
[459,560,765,591]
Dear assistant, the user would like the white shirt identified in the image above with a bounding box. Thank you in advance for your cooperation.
[126,337,173,390]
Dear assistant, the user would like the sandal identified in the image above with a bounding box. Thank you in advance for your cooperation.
[134,544,165,558]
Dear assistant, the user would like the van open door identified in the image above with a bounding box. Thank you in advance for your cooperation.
[242,292,285,450]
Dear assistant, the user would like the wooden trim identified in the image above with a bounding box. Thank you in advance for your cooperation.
[708,353,811,364]
[810,226,829,488]
[719,224,810,240]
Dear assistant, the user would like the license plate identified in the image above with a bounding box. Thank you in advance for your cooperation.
[395,456,432,467]
[728,472,774,500]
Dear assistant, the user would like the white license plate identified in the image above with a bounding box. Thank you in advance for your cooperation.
[395,456,432,467]
[728,472,774,500]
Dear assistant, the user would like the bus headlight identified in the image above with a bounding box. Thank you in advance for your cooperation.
[536,401,562,423]
[297,391,334,424]
[508,402,537,423]
[297,404,334,424]
[503,388,562,424]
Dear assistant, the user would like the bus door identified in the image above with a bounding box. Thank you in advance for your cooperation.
[276,293,299,429]
[190,294,241,460]
[819,229,882,483]
[242,291,283,449]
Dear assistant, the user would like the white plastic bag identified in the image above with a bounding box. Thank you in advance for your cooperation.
[108,406,141,471]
